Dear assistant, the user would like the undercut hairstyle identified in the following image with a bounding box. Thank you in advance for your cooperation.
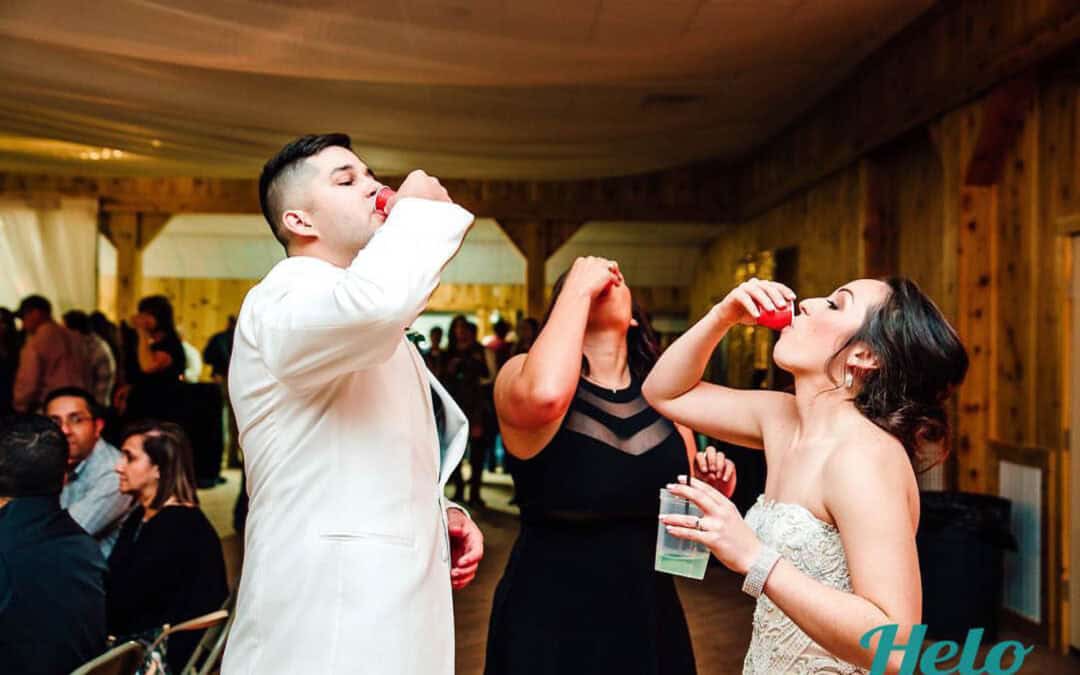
[0,415,68,498]
[259,133,354,249]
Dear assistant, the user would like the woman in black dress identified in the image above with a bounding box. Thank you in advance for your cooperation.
[115,295,187,421]
[485,257,737,675]
[107,420,227,672]
[130,295,186,384]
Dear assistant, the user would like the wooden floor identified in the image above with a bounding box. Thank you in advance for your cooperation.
[203,470,1080,674]
[451,507,755,674]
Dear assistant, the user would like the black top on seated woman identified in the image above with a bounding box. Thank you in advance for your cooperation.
[106,420,227,672]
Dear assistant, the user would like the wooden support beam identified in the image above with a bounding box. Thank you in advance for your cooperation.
[99,211,174,322]
[928,100,978,491]
[138,212,172,249]
[1049,84,1080,233]
[499,220,584,318]
[501,221,547,320]
[954,186,998,494]
[738,0,1080,220]
[0,167,736,223]
[107,212,141,323]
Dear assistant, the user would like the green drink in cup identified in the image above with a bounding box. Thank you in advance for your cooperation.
[655,488,710,580]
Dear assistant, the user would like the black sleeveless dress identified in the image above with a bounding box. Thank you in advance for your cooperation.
[485,377,697,675]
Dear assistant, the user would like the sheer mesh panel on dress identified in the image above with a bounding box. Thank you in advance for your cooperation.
[564,385,677,457]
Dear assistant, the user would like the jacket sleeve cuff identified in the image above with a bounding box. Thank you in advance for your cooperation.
[445,500,471,520]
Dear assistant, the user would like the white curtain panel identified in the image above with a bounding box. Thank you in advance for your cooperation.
[0,198,98,313]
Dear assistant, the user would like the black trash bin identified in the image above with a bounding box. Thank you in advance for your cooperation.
[917,491,1018,642]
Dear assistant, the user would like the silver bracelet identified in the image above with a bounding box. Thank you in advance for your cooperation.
[741,546,781,598]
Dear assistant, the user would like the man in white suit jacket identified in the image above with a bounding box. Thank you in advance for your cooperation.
[223,134,484,675]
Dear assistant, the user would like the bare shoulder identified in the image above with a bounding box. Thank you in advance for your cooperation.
[824,422,919,524]
[756,389,798,415]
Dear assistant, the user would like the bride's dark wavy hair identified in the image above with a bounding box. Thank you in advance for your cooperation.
[543,270,660,384]
[825,277,968,471]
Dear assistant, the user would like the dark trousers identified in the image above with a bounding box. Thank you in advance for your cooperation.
[450,438,489,504]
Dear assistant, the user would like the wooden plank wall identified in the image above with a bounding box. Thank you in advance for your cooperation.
[688,168,862,320]
[881,133,947,315]
[932,101,990,493]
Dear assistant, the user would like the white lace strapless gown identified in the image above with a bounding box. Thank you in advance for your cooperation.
[742,496,869,675]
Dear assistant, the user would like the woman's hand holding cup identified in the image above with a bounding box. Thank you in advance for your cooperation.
[565,256,622,301]
[711,278,796,328]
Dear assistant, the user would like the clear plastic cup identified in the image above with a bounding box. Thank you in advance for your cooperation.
[655,488,710,580]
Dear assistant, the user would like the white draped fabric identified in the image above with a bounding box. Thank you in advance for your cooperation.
[0,198,98,313]
[0,1,931,180]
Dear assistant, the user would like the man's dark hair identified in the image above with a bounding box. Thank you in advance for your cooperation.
[17,295,51,318]
[43,387,104,421]
[0,415,68,498]
[63,310,90,333]
[493,319,511,338]
[259,133,353,249]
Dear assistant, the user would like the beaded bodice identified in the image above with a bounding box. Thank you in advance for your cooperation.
[742,495,868,675]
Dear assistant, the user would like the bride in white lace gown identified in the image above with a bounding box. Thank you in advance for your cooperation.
[643,276,968,674]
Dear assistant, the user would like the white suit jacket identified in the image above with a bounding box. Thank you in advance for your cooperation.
[222,198,474,675]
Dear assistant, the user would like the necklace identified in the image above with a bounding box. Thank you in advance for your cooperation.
[583,374,627,394]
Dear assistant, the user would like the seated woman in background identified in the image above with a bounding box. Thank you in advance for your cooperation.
[106,420,228,671]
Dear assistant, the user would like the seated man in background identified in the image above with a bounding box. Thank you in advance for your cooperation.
[45,387,133,557]
[0,414,107,675]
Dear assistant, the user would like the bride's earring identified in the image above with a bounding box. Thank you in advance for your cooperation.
[844,368,854,389]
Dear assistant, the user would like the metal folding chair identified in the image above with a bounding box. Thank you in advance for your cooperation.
[70,640,146,675]
[141,610,230,675]
[181,605,236,675]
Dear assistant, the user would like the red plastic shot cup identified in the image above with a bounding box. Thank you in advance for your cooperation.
[375,187,395,217]
[756,305,793,331]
